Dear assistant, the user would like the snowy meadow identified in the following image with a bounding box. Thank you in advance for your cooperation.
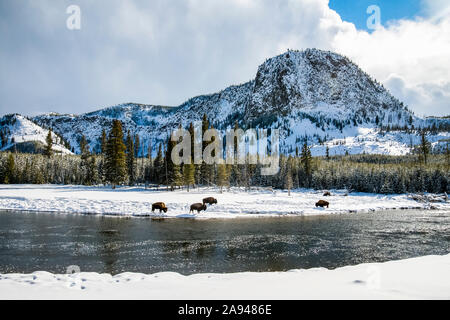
[0,184,448,218]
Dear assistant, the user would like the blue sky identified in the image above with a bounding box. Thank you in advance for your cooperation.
[0,0,449,117]
[330,0,422,30]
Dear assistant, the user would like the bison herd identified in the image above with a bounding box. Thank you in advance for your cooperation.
[151,197,218,214]
[152,195,332,214]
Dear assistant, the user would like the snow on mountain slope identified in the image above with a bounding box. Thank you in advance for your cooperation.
[34,104,177,155]
[5,48,448,156]
[246,49,409,124]
[0,114,72,154]
[309,128,449,157]
[172,81,254,127]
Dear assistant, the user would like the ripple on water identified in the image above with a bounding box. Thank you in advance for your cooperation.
[0,209,449,275]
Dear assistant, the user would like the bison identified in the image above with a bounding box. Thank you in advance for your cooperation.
[152,202,168,213]
[323,191,331,197]
[315,200,329,208]
[190,203,207,214]
[203,197,218,205]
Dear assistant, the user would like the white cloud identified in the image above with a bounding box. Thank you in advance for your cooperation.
[385,74,450,117]
[0,0,449,117]
[330,10,450,116]
[421,0,450,19]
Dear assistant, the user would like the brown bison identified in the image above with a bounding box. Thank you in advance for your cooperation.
[190,203,207,213]
[152,202,168,213]
[315,200,329,208]
[203,197,218,205]
[323,191,331,196]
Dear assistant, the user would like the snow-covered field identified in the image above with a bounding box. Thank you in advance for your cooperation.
[0,185,448,218]
[0,254,449,299]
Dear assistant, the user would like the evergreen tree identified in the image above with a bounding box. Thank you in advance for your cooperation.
[79,135,88,155]
[216,164,229,192]
[84,155,98,186]
[200,114,211,185]
[419,131,431,165]
[97,156,105,185]
[98,129,107,183]
[285,157,294,196]
[4,153,15,184]
[183,163,195,191]
[166,131,184,190]
[147,141,152,160]
[188,122,195,160]
[186,122,201,186]
[277,155,287,189]
[231,122,242,187]
[45,129,53,157]
[153,143,164,185]
[143,141,153,186]
[380,178,393,194]
[100,129,107,155]
[446,143,450,170]
[300,140,312,186]
[171,163,183,189]
[79,136,93,185]
[104,120,127,188]
[126,130,136,185]
[32,166,45,184]
[207,124,217,186]
[165,134,174,188]
[134,134,140,158]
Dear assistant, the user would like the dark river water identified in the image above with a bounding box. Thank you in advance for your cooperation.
[0,210,449,275]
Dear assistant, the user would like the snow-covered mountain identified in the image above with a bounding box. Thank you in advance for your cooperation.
[0,114,72,154]
[3,49,449,156]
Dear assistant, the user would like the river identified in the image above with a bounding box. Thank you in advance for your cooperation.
[0,210,449,275]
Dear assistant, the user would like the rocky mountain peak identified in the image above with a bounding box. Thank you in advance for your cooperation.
[245,48,406,125]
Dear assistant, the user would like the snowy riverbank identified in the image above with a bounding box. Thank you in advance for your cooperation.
[0,185,448,218]
[1,254,449,299]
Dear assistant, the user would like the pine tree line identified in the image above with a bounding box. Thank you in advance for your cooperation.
[0,117,448,194]
[0,150,448,194]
